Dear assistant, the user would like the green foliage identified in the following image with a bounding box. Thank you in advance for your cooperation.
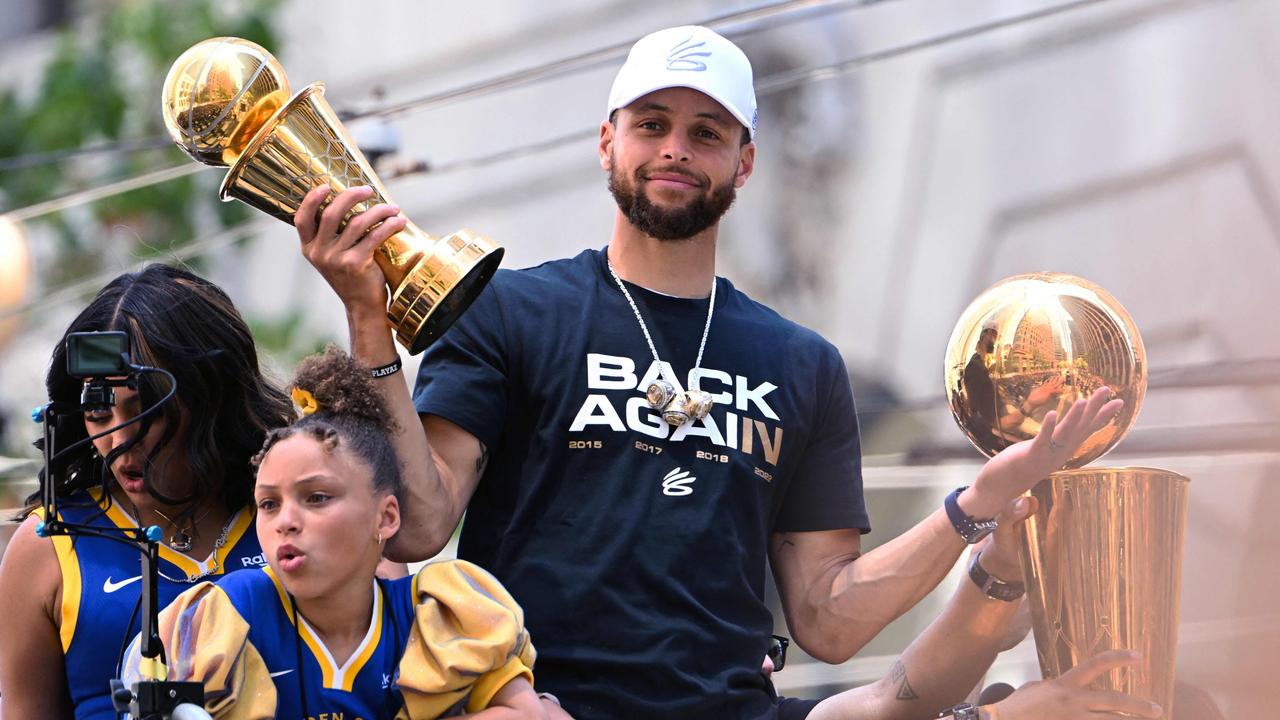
[246,309,338,367]
[0,1,343,459]
[0,0,284,285]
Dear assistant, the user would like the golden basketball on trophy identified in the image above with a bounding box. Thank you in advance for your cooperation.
[945,273,1189,717]
[943,272,1146,465]
[162,37,503,353]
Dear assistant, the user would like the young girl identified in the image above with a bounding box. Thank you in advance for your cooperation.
[0,265,293,719]
[125,347,543,719]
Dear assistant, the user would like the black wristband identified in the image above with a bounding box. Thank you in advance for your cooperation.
[968,550,1025,602]
[369,357,402,378]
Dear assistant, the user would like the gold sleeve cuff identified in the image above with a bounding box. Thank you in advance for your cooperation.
[397,560,537,716]
[465,654,535,714]
[152,582,277,719]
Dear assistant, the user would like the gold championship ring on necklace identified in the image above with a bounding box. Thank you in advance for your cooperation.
[646,378,677,410]
[661,389,714,427]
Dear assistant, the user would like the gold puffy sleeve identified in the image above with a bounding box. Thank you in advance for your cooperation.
[122,581,277,720]
[396,560,537,718]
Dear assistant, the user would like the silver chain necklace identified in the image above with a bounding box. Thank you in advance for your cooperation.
[606,257,717,426]
[155,513,235,584]
[151,505,213,552]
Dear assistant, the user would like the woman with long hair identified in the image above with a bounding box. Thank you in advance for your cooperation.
[125,346,543,719]
[0,264,292,719]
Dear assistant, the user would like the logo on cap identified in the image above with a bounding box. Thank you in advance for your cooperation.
[666,36,711,71]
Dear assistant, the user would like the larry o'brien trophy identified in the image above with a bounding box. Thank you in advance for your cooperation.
[161,37,502,353]
[944,273,1189,717]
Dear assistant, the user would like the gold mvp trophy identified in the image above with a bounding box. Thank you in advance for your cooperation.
[161,37,503,353]
[944,273,1189,716]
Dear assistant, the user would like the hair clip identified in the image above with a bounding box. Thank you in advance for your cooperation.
[290,387,319,418]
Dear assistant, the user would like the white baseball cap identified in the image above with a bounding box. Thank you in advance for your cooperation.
[606,25,757,139]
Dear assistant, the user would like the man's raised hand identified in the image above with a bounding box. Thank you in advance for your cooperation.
[295,184,406,313]
[962,386,1123,518]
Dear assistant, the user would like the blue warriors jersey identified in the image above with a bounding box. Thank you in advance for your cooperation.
[47,489,263,720]
[212,566,415,719]
[131,560,537,718]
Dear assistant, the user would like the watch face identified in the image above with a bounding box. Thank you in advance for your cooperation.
[966,524,996,544]
[991,582,1024,601]
[938,704,978,719]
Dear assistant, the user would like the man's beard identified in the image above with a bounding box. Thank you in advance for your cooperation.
[608,160,737,241]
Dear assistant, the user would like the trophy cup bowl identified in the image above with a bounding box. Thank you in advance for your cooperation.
[945,273,1188,716]
[1021,465,1189,714]
[162,38,503,353]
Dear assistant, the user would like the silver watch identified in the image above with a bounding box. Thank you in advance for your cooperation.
[937,703,980,720]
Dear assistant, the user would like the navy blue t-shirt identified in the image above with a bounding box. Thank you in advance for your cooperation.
[414,247,869,719]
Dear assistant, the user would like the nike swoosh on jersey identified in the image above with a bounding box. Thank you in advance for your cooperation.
[102,575,143,593]
[269,669,294,678]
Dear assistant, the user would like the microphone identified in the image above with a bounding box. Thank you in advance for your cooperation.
[978,682,1016,705]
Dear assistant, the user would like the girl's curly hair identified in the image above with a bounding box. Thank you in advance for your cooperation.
[254,345,401,497]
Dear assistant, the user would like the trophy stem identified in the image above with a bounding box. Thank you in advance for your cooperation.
[217,82,503,353]
[375,223,434,290]
[1019,467,1189,717]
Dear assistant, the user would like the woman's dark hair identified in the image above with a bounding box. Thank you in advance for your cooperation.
[254,346,401,498]
[29,264,293,518]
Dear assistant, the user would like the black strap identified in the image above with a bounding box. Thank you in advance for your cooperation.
[370,357,403,378]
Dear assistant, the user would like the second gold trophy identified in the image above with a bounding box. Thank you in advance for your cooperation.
[944,274,1188,717]
[161,37,502,354]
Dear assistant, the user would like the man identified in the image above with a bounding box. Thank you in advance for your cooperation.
[962,326,1064,449]
[295,26,1127,719]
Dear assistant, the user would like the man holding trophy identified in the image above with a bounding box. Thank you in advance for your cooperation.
[161,24,1168,720]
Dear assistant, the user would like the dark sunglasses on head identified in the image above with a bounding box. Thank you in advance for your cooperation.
[767,634,790,672]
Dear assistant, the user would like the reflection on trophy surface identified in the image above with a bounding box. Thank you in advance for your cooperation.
[161,37,503,354]
[945,273,1189,717]
[944,273,1145,466]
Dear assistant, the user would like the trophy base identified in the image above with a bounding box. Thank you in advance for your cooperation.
[388,229,503,355]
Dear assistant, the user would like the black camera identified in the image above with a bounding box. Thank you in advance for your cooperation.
[67,331,131,378]
[39,331,195,718]
[67,331,133,414]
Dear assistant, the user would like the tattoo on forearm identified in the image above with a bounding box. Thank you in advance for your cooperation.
[890,660,919,701]
[475,443,489,475]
